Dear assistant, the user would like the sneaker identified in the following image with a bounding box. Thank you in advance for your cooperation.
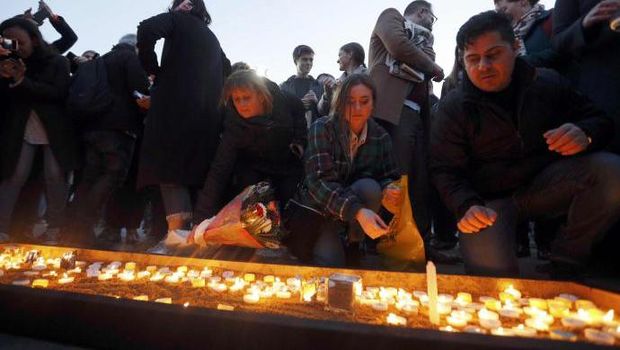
[0,232,10,243]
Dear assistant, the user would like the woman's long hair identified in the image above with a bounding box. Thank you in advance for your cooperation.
[0,17,54,62]
[329,74,377,148]
[170,0,212,24]
[340,42,366,69]
[221,69,274,115]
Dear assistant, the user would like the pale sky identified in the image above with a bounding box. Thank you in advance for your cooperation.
[4,0,555,85]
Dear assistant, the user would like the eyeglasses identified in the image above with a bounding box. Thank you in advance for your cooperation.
[420,8,438,24]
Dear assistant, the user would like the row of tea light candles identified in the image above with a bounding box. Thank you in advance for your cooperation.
[2,250,619,345]
[371,262,619,345]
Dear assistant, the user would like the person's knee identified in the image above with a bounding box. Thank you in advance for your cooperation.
[350,178,382,209]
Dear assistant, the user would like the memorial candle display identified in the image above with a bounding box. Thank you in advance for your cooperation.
[0,246,619,347]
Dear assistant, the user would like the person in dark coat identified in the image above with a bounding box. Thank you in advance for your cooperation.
[193,70,307,225]
[137,0,230,232]
[68,34,150,246]
[430,11,620,277]
[553,0,620,153]
[22,1,78,54]
[280,45,324,128]
[0,17,77,243]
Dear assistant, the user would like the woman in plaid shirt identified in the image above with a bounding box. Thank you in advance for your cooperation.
[285,74,401,267]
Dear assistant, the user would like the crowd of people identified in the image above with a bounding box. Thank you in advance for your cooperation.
[1,0,619,279]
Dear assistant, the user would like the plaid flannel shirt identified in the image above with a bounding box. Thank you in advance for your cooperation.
[301,116,399,222]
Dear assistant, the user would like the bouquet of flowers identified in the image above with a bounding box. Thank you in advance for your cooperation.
[190,182,287,249]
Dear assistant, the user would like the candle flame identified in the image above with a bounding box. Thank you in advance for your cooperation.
[183,302,190,307]
[604,309,614,322]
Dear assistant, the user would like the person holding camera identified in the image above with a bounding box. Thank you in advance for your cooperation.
[192,70,307,225]
[22,1,78,55]
[0,17,77,244]
[136,0,230,233]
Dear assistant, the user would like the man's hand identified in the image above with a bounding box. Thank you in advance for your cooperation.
[0,59,26,82]
[458,205,497,234]
[136,96,151,110]
[544,123,590,156]
[355,208,389,239]
[582,0,620,29]
[431,64,444,82]
[301,90,318,109]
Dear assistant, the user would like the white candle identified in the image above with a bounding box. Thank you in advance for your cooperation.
[191,278,206,288]
[155,298,172,304]
[200,268,213,278]
[149,273,165,282]
[58,275,74,284]
[133,295,149,301]
[584,328,615,346]
[137,271,151,279]
[491,327,515,337]
[243,273,256,282]
[605,326,620,339]
[386,313,407,326]
[438,294,454,304]
[11,279,30,286]
[125,262,136,271]
[562,316,586,330]
[525,318,549,331]
[603,310,617,327]
[463,325,486,334]
[118,271,135,282]
[209,283,227,293]
[484,299,502,312]
[528,298,548,310]
[447,315,468,328]
[276,290,292,299]
[549,330,577,342]
[512,324,537,338]
[478,308,501,329]
[499,307,523,319]
[32,279,49,288]
[503,285,522,300]
[222,271,235,279]
[372,301,389,312]
[426,262,440,326]
[395,301,419,315]
[438,302,452,315]
[439,326,459,333]
[243,293,260,304]
[98,272,113,281]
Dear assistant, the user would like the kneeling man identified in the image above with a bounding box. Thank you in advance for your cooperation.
[431,11,620,277]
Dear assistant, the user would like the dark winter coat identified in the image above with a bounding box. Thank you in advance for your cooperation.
[80,43,149,133]
[430,59,612,219]
[520,10,568,72]
[553,0,620,152]
[49,16,78,55]
[280,75,323,121]
[0,52,78,180]
[136,11,230,187]
[193,81,307,221]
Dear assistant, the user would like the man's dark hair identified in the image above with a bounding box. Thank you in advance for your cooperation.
[292,45,314,63]
[404,0,432,16]
[493,0,539,5]
[170,0,212,24]
[456,11,515,51]
[340,42,366,68]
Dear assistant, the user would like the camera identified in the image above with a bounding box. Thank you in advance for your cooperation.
[32,1,53,25]
[0,38,18,52]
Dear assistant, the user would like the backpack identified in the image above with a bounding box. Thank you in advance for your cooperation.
[66,57,113,119]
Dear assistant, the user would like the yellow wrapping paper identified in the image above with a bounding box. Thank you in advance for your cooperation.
[377,175,426,270]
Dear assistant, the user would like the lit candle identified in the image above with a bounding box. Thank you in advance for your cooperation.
[187,270,200,279]
[512,324,537,338]
[438,294,454,304]
[222,271,235,279]
[32,279,49,288]
[133,295,149,301]
[605,326,620,339]
[575,299,596,310]
[137,271,151,279]
[208,276,222,284]
[558,293,578,302]
[413,290,427,300]
[426,262,440,326]
[372,301,389,312]
[438,302,452,315]
[243,293,260,304]
[528,298,548,310]
[183,302,190,308]
[58,274,74,284]
[491,327,515,337]
[455,292,472,306]
[177,266,188,273]
[191,278,206,288]
[155,298,172,304]
[503,285,522,300]
[447,315,468,328]
[562,315,587,330]
[549,330,577,342]
[125,262,136,271]
[478,309,501,329]
[146,265,157,273]
[23,271,39,276]
[395,301,419,315]
[603,310,617,327]
[386,313,407,326]
[484,298,502,312]
[149,272,165,282]
[118,271,135,282]
[525,318,549,331]
[263,275,275,283]
[260,288,274,298]
[499,293,516,303]
[243,273,256,282]
[228,278,246,293]
[463,326,486,334]
[276,290,292,299]
[479,296,496,303]
[209,283,227,293]
[439,326,459,333]
[200,268,213,278]
[584,328,615,346]
[301,282,317,302]
[499,302,523,319]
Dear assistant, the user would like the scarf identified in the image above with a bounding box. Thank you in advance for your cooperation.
[513,3,546,56]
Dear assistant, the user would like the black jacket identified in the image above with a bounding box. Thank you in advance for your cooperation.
[430,59,612,219]
[80,43,149,133]
[137,11,230,187]
[280,75,323,121]
[193,81,307,222]
[0,52,78,180]
[49,16,78,55]
[553,0,620,152]
[521,9,569,72]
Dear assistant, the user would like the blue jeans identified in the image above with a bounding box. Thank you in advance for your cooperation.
[313,178,383,267]
[460,152,620,276]
[0,142,67,234]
